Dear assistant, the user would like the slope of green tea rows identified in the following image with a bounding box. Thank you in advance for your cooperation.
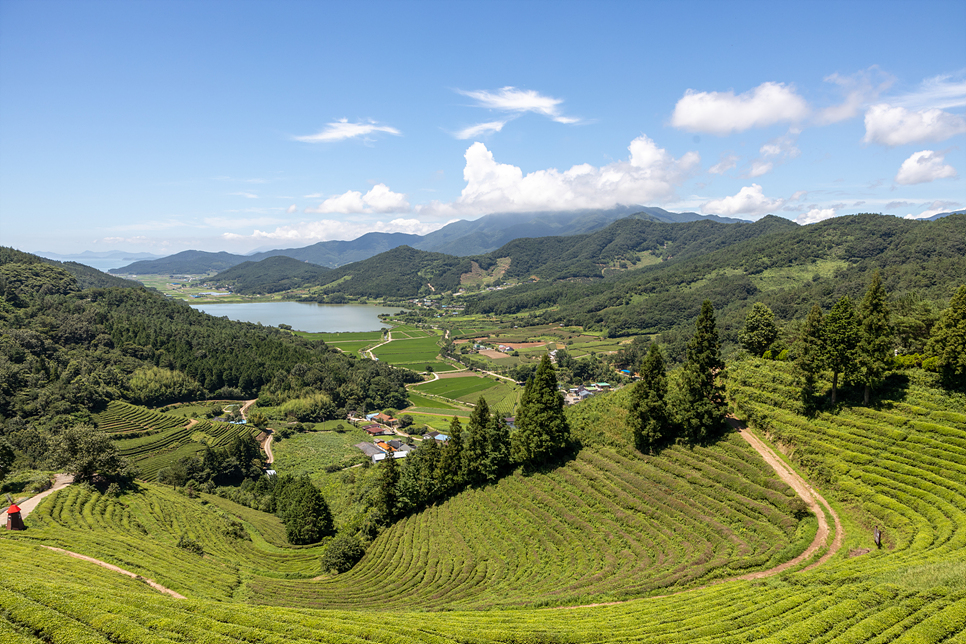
[729,360,966,587]
[2,536,964,644]
[96,401,258,480]
[9,484,329,600]
[249,432,812,610]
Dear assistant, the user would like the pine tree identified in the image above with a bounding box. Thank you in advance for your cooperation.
[857,271,892,404]
[796,303,825,410]
[511,354,570,466]
[824,295,860,405]
[926,284,966,389]
[677,300,726,445]
[739,302,779,357]
[628,342,671,453]
[461,396,490,486]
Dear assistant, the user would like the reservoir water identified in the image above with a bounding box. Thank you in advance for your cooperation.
[190,301,402,333]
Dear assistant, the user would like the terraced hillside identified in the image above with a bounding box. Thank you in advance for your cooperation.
[2,362,965,642]
[95,401,258,480]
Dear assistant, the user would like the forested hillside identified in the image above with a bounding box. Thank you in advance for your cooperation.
[209,256,332,294]
[0,248,418,459]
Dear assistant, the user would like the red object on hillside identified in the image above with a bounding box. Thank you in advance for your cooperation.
[6,504,24,530]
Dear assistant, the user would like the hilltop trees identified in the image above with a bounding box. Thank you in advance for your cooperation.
[857,271,893,404]
[628,343,670,453]
[675,300,727,444]
[52,424,136,487]
[512,355,571,466]
[926,284,966,389]
[823,296,860,405]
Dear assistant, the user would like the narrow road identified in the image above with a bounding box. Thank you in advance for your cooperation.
[367,330,392,359]
[263,431,274,464]
[552,415,843,610]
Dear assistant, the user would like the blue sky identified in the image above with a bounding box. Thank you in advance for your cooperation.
[1,0,964,256]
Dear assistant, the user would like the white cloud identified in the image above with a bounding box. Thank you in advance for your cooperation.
[230,192,258,199]
[286,204,298,214]
[749,161,773,177]
[305,183,410,214]
[701,184,784,218]
[458,86,579,124]
[795,208,838,225]
[294,119,401,143]
[223,218,447,243]
[671,82,809,135]
[895,150,958,185]
[903,200,962,220]
[863,104,966,146]
[816,67,894,125]
[418,136,699,217]
[709,154,738,175]
[455,121,507,140]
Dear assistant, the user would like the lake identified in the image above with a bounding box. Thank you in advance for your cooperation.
[190,301,403,333]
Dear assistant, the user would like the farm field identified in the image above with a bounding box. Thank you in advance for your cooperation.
[412,374,501,401]
[371,335,441,366]
[404,392,463,410]
[3,362,966,641]
[271,426,372,477]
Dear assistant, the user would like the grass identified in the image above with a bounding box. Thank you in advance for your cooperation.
[371,336,441,365]
[404,393,461,409]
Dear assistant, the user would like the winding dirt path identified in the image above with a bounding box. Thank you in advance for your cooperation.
[262,432,274,464]
[552,415,843,610]
[2,474,185,599]
[40,546,186,599]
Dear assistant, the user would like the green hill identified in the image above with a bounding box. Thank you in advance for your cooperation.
[2,360,965,641]
[210,256,333,294]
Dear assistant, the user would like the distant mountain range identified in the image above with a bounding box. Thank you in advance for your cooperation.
[109,207,747,275]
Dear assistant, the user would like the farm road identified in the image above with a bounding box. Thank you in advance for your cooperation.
[238,399,273,464]
[1,473,74,524]
[553,414,844,610]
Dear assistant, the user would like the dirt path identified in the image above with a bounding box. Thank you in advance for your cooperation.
[1,473,74,524]
[262,432,274,464]
[1,474,185,599]
[552,415,843,610]
[367,330,392,359]
[41,546,186,599]
[239,399,257,418]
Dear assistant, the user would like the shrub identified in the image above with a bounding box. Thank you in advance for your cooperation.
[176,533,204,556]
[321,532,365,573]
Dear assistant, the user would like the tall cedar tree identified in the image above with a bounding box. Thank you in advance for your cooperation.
[796,304,825,410]
[926,284,966,389]
[628,343,671,453]
[511,354,570,466]
[435,416,463,495]
[484,414,511,483]
[824,296,860,404]
[739,302,779,357]
[857,271,892,404]
[376,450,400,524]
[462,396,490,486]
[678,300,726,445]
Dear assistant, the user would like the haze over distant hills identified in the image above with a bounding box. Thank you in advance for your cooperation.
[109,207,745,275]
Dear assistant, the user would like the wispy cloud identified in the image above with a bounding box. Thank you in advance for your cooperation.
[455,120,507,140]
[458,86,580,124]
[671,82,809,135]
[891,72,966,111]
[815,67,894,125]
[903,200,962,220]
[709,154,739,175]
[294,118,401,143]
[230,192,259,199]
